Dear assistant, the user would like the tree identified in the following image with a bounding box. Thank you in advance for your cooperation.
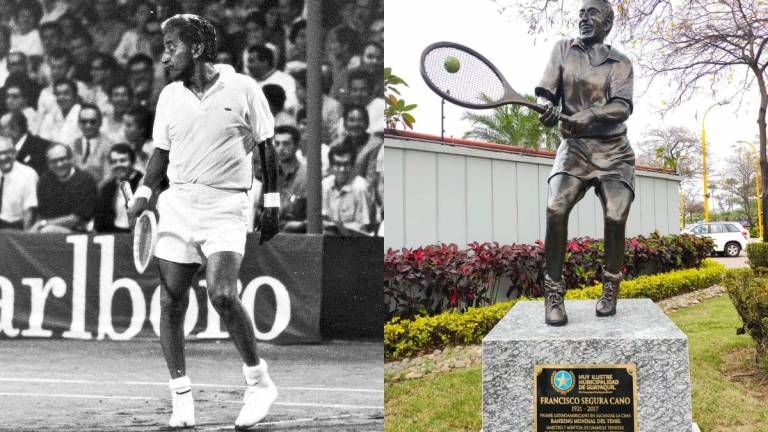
[682,192,704,225]
[636,126,700,183]
[502,0,768,240]
[720,146,758,226]
[462,95,561,149]
[384,67,417,130]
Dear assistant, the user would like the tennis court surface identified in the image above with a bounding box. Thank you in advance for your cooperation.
[0,339,383,431]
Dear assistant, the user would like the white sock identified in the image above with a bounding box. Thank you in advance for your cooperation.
[243,360,268,386]
[169,376,192,395]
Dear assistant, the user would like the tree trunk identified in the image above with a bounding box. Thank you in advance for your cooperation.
[757,71,768,242]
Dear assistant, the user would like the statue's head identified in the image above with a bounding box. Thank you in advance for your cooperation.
[578,0,614,43]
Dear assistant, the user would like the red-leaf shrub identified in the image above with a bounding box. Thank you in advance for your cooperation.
[384,232,714,319]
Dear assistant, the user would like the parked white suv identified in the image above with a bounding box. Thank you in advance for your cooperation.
[685,222,749,257]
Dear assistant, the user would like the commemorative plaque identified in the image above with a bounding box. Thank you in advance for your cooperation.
[534,364,638,432]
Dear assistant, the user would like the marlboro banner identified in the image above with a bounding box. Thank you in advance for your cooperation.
[0,232,323,343]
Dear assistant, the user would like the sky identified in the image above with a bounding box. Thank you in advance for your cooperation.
[384,0,764,185]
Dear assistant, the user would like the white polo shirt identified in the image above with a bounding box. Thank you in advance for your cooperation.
[0,162,38,223]
[153,64,275,190]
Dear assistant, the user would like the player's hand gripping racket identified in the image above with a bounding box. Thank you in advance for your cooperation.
[120,182,157,274]
[420,41,570,122]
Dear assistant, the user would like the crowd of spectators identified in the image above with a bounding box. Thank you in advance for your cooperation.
[0,0,384,237]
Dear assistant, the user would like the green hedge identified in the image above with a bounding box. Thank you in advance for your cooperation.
[747,242,768,270]
[723,268,768,370]
[565,259,725,301]
[385,259,725,361]
[384,301,516,362]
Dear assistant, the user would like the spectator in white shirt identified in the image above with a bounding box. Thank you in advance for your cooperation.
[101,82,133,143]
[37,48,93,121]
[10,0,43,58]
[246,44,298,112]
[38,78,81,145]
[0,135,38,230]
[322,145,370,234]
[335,68,383,134]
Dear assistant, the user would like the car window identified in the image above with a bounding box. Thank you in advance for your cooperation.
[692,225,706,234]
[709,224,725,234]
[725,224,740,233]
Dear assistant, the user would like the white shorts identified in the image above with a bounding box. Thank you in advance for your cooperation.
[154,183,250,264]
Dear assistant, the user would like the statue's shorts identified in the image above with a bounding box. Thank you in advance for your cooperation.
[548,134,635,199]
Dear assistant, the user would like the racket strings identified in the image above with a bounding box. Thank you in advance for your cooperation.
[423,47,505,105]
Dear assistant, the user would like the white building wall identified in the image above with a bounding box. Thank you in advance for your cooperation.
[384,134,682,250]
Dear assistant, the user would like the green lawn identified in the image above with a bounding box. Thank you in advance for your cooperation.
[385,366,481,432]
[674,295,768,430]
[384,296,768,432]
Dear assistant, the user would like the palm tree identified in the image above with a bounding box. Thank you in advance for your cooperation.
[462,95,560,150]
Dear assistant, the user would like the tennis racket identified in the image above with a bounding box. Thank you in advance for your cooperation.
[420,41,570,122]
[120,181,157,274]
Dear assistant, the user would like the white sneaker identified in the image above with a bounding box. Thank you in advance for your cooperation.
[168,376,195,428]
[235,361,278,430]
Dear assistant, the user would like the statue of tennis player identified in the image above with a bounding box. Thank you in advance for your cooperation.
[127,14,280,428]
[536,0,634,326]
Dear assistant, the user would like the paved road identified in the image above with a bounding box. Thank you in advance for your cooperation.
[0,339,383,431]
[711,254,749,269]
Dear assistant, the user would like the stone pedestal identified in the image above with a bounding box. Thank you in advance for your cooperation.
[483,299,691,432]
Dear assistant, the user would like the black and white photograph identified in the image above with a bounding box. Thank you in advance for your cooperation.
[0,0,384,430]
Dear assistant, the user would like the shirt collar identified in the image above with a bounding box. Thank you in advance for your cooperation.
[213,63,235,87]
[570,38,620,64]
[172,63,234,94]
[332,177,354,192]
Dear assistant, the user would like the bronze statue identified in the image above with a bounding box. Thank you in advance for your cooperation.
[536,0,634,326]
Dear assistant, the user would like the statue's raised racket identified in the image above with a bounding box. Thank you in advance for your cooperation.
[120,181,157,274]
[420,41,570,122]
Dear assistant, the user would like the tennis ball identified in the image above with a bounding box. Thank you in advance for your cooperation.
[444,56,460,73]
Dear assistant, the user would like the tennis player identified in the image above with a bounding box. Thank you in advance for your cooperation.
[127,14,280,429]
[537,0,634,325]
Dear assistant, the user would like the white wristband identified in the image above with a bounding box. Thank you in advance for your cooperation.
[128,185,152,207]
[264,192,281,208]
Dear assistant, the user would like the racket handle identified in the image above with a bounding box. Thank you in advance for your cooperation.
[532,103,571,123]
[119,181,134,202]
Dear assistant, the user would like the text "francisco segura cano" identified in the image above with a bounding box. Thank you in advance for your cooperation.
[539,397,632,405]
